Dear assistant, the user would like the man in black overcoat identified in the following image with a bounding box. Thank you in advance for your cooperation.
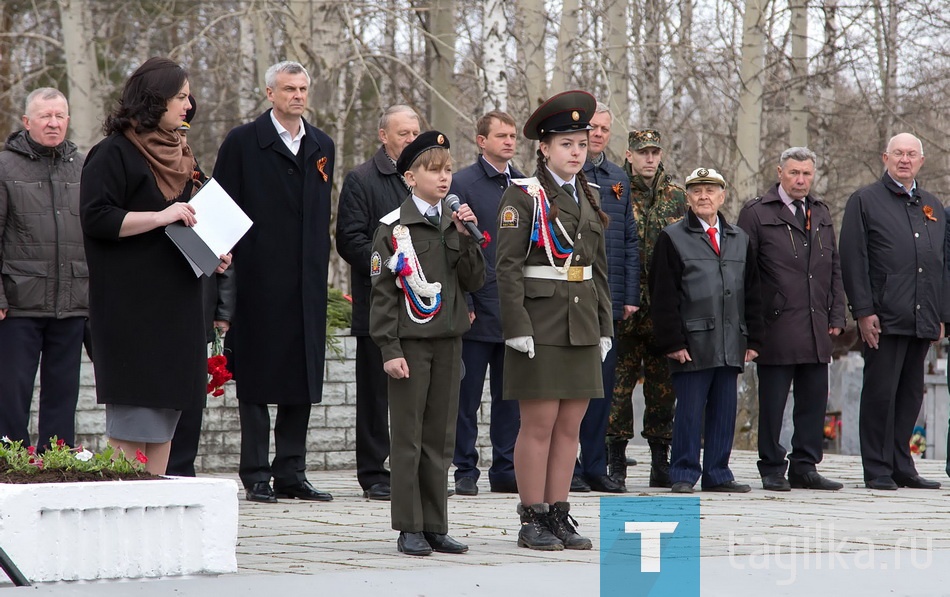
[213,61,334,503]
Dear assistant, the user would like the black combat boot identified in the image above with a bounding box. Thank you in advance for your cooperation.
[649,440,672,488]
[607,440,628,487]
[517,503,564,551]
[547,501,592,550]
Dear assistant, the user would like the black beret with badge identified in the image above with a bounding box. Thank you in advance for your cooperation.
[396,130,451,175]
[523,90,597,140]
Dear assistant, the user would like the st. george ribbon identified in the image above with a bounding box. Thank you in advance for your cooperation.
[445,194,490,247]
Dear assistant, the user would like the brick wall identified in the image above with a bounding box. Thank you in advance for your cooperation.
[32,334,495,473]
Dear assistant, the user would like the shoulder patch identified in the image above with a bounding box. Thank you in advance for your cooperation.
[500,205,520,228]
[379,207,400,226]
[511,176,541,187]
[370,251,382,276]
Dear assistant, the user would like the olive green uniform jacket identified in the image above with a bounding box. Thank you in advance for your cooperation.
[495,178,612,346]
[369,197,486,358]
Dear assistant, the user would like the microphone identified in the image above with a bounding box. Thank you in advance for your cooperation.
[445,194,490,247]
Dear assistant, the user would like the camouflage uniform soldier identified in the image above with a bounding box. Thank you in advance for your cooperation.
[607,129,687,488]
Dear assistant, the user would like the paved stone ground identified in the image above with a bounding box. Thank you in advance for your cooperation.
[6,447,950,596]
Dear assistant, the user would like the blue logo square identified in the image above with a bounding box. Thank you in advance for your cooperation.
[600,497,700,597]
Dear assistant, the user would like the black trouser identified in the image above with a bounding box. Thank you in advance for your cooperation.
[756,363,828,477]
[0,316,85,447]
[575,320,619,478]
[238,401,311,489]
[860,335,929,482]
[355,336,391,490]
[453,339,518,484]
[167,407,203,476]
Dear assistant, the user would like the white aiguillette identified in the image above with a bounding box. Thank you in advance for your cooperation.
[165,178,253,277]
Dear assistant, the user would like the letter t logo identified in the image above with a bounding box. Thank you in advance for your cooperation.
[624,522,679,572]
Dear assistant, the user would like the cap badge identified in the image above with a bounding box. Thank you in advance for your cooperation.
[437,134,445,145]
[571,111,580,121]
[697,168,709,177]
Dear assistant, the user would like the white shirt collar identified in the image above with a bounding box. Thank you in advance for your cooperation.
[698,215,720,232]
[269,110,305,155]
[481,155,511,178]
[547,168,578,201]
[412,194,441,218]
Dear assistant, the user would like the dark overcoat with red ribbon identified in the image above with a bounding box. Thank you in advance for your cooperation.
[213,110,334,405]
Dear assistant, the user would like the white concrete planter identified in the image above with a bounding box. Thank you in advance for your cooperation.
[0,477,238,583]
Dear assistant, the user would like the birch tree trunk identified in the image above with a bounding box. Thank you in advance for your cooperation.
[813,0,838,196]
[57,0,101,152]
[427,0,457,135]
[238,1,264,120]
[520,0,548,109]
[482,0,508,112]
[734,0,770,206]
[605,0,629,161]
[873,0,899,144]
[788,0,809,148]
[639,0,663,126]
[551,0,580,92]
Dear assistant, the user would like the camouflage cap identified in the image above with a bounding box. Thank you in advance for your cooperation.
[684,167,726,188]
[628,129,662,151]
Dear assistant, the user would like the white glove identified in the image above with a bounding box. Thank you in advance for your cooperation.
[506,336,536,359]
[600,337,612,362]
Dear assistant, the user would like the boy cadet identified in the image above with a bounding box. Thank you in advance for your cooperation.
[369,131,486,556]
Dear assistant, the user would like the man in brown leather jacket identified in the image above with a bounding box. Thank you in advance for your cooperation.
[0,87,87,448]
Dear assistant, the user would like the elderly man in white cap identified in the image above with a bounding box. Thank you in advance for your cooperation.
[649,167,764,494]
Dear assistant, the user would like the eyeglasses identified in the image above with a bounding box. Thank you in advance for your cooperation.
[887,151,921,160]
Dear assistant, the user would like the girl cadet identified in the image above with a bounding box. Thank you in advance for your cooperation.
[369,131,486,556]
[495,90,613,551]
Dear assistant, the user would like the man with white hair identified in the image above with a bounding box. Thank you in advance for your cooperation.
[0,88,87,449]
[214,61,336,503]
[840,132,948,491]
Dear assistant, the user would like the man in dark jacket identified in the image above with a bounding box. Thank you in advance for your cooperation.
[336,105,420,501]
[214,61,334,503]
[450,111,523,497]
[572,103,638,493]
[650,167,763,494]
[0,87,86,448]
[839,132,948,491]
[737,147,846,492]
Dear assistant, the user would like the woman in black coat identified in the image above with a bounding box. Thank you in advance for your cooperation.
[80,57,230,474]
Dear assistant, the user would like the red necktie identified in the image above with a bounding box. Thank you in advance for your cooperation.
[706,227,720,255]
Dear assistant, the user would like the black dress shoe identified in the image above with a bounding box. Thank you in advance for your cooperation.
[703,480,751,493]
[363,482,391,501]
[761,474,791,492]
[397,532,432,556]
[894,474,942,489]
[586,474,626,493]
[245,481,277,503]
[489,478,518,493]
[789,471,843,491]
[864,476,898,490]
[570,475,591,492]
[274,480,333,501]
[423,532,469,554]
[455,477,479,496]
[671,482,694,494]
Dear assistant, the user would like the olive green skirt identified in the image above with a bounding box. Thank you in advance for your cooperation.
[503,344,604,400]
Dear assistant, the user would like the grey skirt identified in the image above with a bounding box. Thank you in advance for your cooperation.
[105,404,182,443]
[503,344,604,400]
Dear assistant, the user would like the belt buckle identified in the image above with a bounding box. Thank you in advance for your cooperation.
[567,266,584,282]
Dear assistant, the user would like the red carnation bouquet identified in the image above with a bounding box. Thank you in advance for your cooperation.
[207,327,232,397]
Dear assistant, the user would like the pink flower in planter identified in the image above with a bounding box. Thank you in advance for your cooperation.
[135,450,148,464]
[57,438,66,447]
[27,445,36,455]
